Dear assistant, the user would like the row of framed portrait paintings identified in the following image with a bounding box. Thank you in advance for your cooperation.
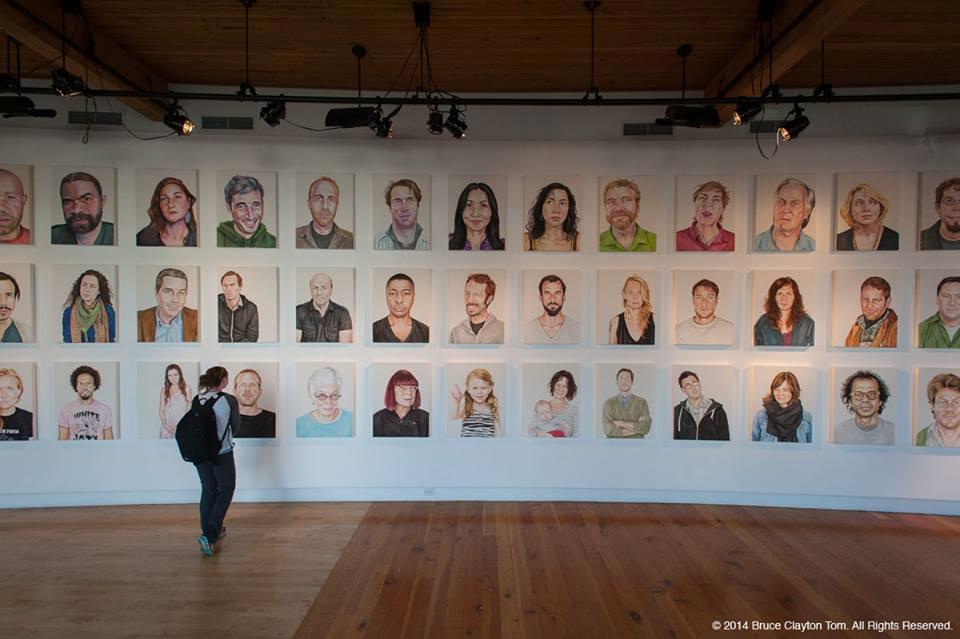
[2,164,958,253]
[1,361,957,448]
[3,263,958,349]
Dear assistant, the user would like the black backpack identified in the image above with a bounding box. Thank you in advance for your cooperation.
[175,393,226,463]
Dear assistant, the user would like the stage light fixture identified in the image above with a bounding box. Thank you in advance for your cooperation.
[733,99,762,126]
[373,113,395,138]
[163,105,195,136]
[777,104,809,142]
[51,68,86,97]
[427,108,444,135]
[259,100,286,127]
[444,104,467,139]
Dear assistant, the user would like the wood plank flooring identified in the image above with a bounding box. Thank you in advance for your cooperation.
[0,502,368,639]
[296,502,960,639]
[2,501,958,638]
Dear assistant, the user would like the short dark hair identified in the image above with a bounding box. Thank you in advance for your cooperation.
[0,272,20,299]
[70,365,101,391]
[155,268,188,293]
[224,175,264,205]
[935,177,960,207]
[221,270,243,287]
[385,179,422,206]
[538,274,566,296]
[841,370,890,414]
[936,276,960,296]
[677,370,699,388]
[616,368,634,382]
[548,370,577,400]
[386,273,415,291]
[692,279,719,297]
[60,171,103,197]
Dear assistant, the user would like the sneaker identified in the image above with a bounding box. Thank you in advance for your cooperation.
[197,535,214,556]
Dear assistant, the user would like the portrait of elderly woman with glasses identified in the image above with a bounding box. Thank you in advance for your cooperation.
[296,366,353,437]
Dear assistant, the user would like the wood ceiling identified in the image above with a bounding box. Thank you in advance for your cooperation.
[2,0,959,122]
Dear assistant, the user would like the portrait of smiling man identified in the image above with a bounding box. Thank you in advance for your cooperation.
[52,171,114,246]
[598,178,656,252]
[137,267,198,342]
[217,174,277,248]
[754,177,816,252]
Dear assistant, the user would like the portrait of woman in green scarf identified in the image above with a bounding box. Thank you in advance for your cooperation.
[61,269,116,343]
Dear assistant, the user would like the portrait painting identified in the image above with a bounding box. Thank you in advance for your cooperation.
[914,367,960,448]
[670,365,735,441]
[672,270,736,347]
[749,365,816,444]
[446,268,507,345]
[598,175,658,252]
[522,269,581,345]
[0,361,36,440]
[295,362,355,438]
[135,169,200,247]
[294,173,355,249]
[674,175,735,252]
[446,362,506,438]
[295,267,355,344]
[54,361,120,440]
[136,361,200,439]
[215,170,278,248]
[831,269,899,348]
[915,269,960,349]
[595,362,655,439]
[52,264,119,344]
[750,269,817,348]
[0,263,35,343]
[216,266,278,343]
[918,171,960,250]
[0,164,33,246]
[830,366,898,446]
[595,269,658,346]
[222,361,278,439]
[753,173,818,253]
[372,174,432,250]
[447,175,506,251]
[522,175,583,252]
[136,265,201,343]
[371,362,432,438]
[521,362,581,438]
[51,166,117,246]
[371,267,432,344]
[834,172,900,252]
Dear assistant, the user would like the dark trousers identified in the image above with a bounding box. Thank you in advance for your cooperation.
[194,450,236,540]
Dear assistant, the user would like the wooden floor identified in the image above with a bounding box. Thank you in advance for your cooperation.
[2,502,958,639]
[296,502,960,639]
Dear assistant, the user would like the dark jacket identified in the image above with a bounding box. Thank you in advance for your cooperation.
[218,293,259,342]
[136,224,197,247]
[835,226,899,251]
[920,220,959,250]
[753,314,815,347]
[673,400,730,440]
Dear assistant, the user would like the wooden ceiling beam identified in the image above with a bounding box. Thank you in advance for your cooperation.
[704,0,867,123]
[0,0,168,121]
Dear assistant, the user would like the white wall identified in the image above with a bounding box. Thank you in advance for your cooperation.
[1,126,958,514]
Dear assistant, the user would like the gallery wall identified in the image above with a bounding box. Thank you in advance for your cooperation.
[1,126,958,513]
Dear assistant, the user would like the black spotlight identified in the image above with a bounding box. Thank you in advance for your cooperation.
[427,108,444,135]
[51,68,87,97]
[444,104,467,139]
[732,99,763,126]
[777,104,810,142]
[163,105,195,136]
[259,100,286,127]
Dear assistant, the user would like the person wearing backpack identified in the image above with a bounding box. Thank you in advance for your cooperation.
[191,366,240,556]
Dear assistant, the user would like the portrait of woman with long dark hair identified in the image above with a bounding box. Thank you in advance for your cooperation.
[449,182,504,250]
[523,182,580,251]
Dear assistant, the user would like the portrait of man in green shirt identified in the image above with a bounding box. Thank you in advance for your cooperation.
[598,178,656,252]
[918,276,960,349]
[217,175,277,248]
[601,368,652,438]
